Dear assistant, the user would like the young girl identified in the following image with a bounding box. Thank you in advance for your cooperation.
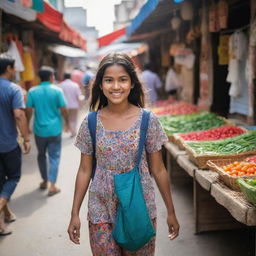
[68,53,179,255]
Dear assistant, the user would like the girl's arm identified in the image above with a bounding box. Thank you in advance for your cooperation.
[68,153,93,244]
[148,149,180,240]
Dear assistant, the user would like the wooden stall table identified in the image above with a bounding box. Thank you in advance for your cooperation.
[164,142,188,183]
[194,170,247,233]
[164,142,256,234]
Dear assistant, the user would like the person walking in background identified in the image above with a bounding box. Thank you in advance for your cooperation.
[140,62,162,105]
[68,53,179,255]
[59,73,83,137]
[26,67,69,197]
[165,56,181,101]
[0,57,31,236]
[82,66,95,100]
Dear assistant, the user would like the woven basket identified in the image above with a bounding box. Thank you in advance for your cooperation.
[222,117,234,126]
[167,134,176,143]
[237,178,256,207]
[207,159,256,191]
[175,135,186,150]
[185,144,256,169]
[168,133,182,147]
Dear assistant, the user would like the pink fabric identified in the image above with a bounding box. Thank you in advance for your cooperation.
[58,79,81,109]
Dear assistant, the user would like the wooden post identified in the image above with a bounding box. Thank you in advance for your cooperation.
[0,9,2,53]
[168,152,191,184]
[250,0,256,249]
[193,179,244,234]
[247,0,256,124]
[252,0,256,124]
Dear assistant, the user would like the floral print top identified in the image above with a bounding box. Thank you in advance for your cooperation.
[75,108,168,224]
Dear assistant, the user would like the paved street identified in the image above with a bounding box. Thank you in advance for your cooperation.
[0,109,255,256]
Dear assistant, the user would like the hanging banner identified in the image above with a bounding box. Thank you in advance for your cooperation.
[218,34,229,65]
[0,0,36,21]
[98,27,126,48]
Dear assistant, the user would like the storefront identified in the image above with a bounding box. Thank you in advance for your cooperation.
[0,1,87,89]
[125,0,256,241]
[126,0,256,125]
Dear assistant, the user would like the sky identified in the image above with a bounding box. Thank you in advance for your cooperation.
[65,0,122,37]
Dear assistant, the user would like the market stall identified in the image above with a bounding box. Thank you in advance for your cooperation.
[164,141,256,233]
[158,105,256,233]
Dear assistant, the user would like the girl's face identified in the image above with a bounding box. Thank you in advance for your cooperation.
[101,64,133,106]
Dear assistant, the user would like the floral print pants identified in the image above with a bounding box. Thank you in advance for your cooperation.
[88,219,156,256]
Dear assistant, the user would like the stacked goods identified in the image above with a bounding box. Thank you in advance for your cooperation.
[179,126,245,141]
[187,131,256,169]
[152,102,197,116]
[159,112,226,135]
[237,178,256,206]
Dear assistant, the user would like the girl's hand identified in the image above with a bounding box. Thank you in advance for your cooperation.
[167,213,179,240]
[68,215,81,244]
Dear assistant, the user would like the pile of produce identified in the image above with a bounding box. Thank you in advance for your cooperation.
[237,178,256,207]
[245,156,256,163]
[152,102,197,116]
[154,99,174,107]
[222,161,256,176]
[179,125,245,141]
[159,112,225,134]
[187,130,256,155]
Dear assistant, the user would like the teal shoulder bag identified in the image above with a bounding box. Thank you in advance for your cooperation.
[112,109,156,251]
[88,109,156,251]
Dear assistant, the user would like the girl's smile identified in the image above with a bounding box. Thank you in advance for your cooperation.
[102,64,133,105]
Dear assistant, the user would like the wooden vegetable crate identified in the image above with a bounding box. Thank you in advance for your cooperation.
[173,125,247,150]
[207,158,256,191]
[185,143,256,170]
[166,117,234,145]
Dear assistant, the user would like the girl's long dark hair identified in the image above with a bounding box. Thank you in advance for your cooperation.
[90,53,145,111]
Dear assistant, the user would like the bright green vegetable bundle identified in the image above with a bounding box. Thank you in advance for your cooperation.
[187,131,256,155]
[159,112,226,134]
[237,178,256,207]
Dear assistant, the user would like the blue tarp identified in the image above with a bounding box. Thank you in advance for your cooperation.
[126,0,159,36]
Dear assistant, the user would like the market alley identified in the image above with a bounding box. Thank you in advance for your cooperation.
[0,110,254,256]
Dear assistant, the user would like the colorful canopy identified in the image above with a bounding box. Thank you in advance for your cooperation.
[98,27,126,48]
[37,2,87,50]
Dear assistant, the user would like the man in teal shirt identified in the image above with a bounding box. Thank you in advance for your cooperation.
[26,67,69,196]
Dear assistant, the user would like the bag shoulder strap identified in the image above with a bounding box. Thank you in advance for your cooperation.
[88,109,150,176]
[136,109,150,167]
[88,111,97,179]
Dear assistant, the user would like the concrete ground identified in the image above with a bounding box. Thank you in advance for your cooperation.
[0,109,255,256]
